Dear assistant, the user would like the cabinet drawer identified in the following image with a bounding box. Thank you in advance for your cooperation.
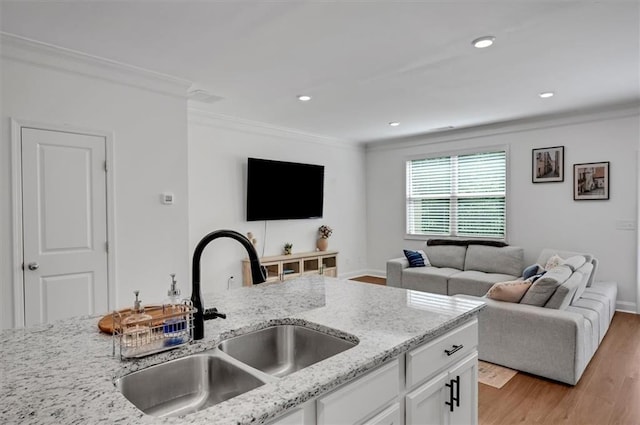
[317,359,400,425]
[406,319,477,389]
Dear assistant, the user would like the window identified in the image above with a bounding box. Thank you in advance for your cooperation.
[406,150,506,239]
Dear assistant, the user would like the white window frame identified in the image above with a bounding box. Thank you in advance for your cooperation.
[404,145,509,241]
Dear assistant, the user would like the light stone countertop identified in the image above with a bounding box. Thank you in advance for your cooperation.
[1,276,485,425]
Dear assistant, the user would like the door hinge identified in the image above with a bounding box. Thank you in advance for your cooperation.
[105,241,109,253]
[104,160,108,172]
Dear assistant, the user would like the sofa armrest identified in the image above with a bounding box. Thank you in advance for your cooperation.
[386,257,409,288]
[455,295,588,385]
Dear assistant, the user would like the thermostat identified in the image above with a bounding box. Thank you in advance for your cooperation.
[161,193,174,205]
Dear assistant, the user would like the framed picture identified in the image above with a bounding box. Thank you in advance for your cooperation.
[573,161,610,200]
[532,146,564,183]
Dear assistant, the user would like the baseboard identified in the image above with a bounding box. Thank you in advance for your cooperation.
[616,300,638,314]
[338,269,386,280]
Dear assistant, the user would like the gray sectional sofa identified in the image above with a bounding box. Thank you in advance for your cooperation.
[386,240,525,296]
[387,242,617,385]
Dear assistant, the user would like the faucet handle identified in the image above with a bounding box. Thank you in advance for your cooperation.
[203,307,227,320]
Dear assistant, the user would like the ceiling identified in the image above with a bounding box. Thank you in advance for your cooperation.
[1,1,639,144]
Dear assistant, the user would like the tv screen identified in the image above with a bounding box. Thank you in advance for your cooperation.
[246,158,324,221]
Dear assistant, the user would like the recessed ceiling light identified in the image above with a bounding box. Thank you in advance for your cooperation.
[472,36,495,49]
[297,95,312,101]
[389,122,400,127]
[539,91,555,98]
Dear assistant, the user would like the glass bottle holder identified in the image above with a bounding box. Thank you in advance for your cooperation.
[112,300,195,359]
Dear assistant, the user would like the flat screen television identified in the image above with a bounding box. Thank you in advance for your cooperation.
[246,157,324,221]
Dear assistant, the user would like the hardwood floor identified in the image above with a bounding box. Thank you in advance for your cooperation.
[351,276,640,424]
[349,275,387,285]
[479,312,640,425]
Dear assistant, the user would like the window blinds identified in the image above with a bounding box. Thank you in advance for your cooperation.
[406,150,506,238]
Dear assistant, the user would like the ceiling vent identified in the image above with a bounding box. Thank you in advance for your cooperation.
[188,89,224,104]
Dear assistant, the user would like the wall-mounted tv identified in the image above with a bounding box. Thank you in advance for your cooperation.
[246,157,324,221]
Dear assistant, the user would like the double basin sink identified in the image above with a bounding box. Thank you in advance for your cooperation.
[116,323,358,418]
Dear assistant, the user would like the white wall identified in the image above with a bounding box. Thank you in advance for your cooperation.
[0,36,191,328]
[366,107,640,312]
[188,109,368,295]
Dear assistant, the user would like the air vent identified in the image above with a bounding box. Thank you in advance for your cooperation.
[188,89,224,104]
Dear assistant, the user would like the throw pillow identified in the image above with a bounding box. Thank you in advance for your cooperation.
[486,279,532,303]
[544,254,564,270]
[522,263,542,280]
[520,264,573,306]
[403,249,429,267]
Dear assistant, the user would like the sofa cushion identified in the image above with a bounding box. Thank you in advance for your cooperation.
[565,305,599,359]
[463,245,524,276]
[544,262,593,310]
[582,282,617,322]
[562,255,587,272]
[424,245,467,270]
[448,270,519,297]
[520,264,573,306]
[402,266,459,295]
[536,248,597,287]
[486,279,532,303]
[570,298,608,343]
[403,249,428,267]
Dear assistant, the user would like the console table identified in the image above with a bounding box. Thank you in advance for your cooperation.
[242,250,338,286]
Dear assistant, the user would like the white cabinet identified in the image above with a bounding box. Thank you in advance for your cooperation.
[406,371,449,425]
[363,403,402,425]
[317,359,400,425]
[404,319,478,425]
[406,353,478,425]
[269,408,305,425]
[266,318,478,425]
[243,251,338,285]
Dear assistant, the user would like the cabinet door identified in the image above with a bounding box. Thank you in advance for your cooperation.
[363,403,401,425]
[268,408,305,425]
[406,371,449,425]
[448,353,478,425]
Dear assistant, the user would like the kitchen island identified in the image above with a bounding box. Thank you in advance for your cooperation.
[1,276,485,424]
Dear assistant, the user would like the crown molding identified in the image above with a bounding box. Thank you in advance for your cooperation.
[1,32,192,98]
[366,101,640,152]
[188,106,362,151]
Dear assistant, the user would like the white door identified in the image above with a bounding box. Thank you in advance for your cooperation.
[21,127,109,326]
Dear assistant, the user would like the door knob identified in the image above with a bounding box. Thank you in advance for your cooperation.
[27,262,39,271]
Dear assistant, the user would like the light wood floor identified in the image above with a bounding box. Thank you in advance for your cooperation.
[352,276,640,425]
[479,311,640,425]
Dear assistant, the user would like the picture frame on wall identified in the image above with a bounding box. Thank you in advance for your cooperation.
[532,146,564,183]
[573,161,610,200]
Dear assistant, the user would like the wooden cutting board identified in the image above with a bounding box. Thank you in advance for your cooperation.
[97,305,166,334]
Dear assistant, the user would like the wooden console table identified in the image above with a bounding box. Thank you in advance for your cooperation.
[242,250,338,286]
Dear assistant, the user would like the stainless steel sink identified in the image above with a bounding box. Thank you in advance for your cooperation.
[116,323,358,417]
[217,324,358,377]
[115,354,267,417]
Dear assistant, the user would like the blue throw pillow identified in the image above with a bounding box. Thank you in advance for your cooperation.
[523,263,542,280]
[403,249,426,267]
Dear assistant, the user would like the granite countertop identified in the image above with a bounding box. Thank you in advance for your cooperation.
[1,276,485,425]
